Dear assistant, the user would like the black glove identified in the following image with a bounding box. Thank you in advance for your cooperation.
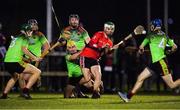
[165,49,173,55]
[58,37,66,43]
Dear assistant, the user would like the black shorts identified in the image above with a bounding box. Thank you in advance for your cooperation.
[4,62,25,76]
[148,58,171,76]
[68,75,83,86]
[80,56,99,69]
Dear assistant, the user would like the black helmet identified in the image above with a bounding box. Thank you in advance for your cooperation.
[21,24,32,32]
[28,19,38,25]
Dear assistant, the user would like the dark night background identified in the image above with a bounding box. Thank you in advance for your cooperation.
[0,0,180,42]
[1,0,180,93]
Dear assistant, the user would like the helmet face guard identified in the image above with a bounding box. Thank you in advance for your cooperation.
[21,24,32,31]
[104,22,115,29]
[28,19,38,25]
[69,14,80,28]
[104,22,115,36]
[69,14,79,20]
[21,24,33,37]
[28,19,38,31]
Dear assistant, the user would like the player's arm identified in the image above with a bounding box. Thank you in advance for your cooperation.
[67,51,82,60]
[22,46,41,62]
[138,38,149,54]
[52,31,69,49]
[48,35,67,52]
[171,43,178,52]
[166,39,178,54]
[85,37,91,44]
[84,32,91,44]
[42,42,50,56]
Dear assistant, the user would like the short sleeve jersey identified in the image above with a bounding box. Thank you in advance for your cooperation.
[65,54,82,77]
[141,32,174,63]
[4,35,29,62]
[64,26,90,50]
[28,32,48,57]
[80,31,113,59]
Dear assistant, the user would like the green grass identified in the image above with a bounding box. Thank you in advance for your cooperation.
[0,93,180,109]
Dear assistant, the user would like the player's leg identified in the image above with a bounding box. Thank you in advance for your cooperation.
[79,76,93,88]
[159,58,180,89]
[64,84,75,98]
[0,62,25,99]
[64,76,88,98]
[18,73,30,97]
[81,68,91,83]
[90,65,102,98]
[118,67,152,102]
[91,65,102,92]
[64,77,77,98]
[130,67,152,94]
[0,73,19,99]
[162,74,180,89]
[72,76,89,98]
[23,64,41,89]
[18,74,27,89]
[21,63,41,99]
[80,57,91,84]
[75,76,90,98]
[19,73,41,92]
[90,73,104,93]
[81,79,93,89]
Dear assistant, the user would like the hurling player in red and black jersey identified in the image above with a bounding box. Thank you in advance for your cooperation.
[80,22,119,98]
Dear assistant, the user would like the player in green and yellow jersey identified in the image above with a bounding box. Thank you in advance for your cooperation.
[64,14,90,50]
[27,19,50,59]
[118,19,180,102]
[64,40,92,98]
[0,24,42,99]
[52,14,90,50]
[18,19,50,91]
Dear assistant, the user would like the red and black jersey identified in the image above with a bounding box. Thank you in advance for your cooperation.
[80,31,113,59]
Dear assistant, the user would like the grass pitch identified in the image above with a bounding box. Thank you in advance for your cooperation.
[0,93,180,109]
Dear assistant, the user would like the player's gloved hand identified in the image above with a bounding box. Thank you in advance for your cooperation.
[58,37,66,43]
[138,48,144,54]
[165,49,173,55]
[121,40,126,47]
